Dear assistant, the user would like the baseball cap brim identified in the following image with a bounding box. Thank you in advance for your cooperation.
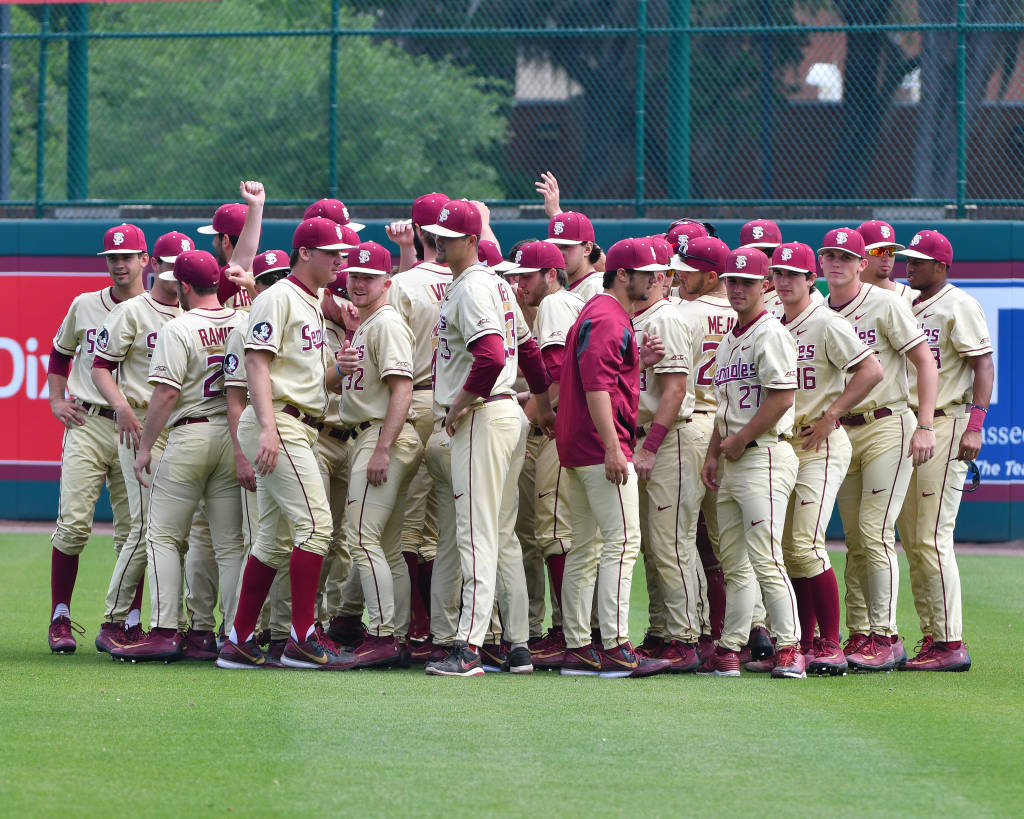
[255,266,289,279]
[347,221,366,232]
[422,224,469,239]
[98,248,146,256]
[740,241,780,250]
[722,272,767,280]
[506,265,541,275]
[894,248,937,261]
[770,264,814,274]
[196,224,217,235]
[494,260,519,273]
[864,241,906,251]
[632,262,670,272]
[546,237,584,246]
[816,245,863,259]
[344,266,389,275]
[307,241,351,251]
[669,257,700,272]
[157,270,178,282]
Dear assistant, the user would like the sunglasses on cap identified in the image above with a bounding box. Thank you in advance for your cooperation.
[867,247,897,258]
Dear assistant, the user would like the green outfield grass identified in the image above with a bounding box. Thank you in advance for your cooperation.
[1,533,1022,817]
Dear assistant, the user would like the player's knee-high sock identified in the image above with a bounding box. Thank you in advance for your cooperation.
[545,553,566,612]
[404,551,429,639]
[416,559,433,622]
[290,548,325,642]
[695,522,725,639]
[791,577,816,652]
[230,556,278,642]
[809,568,841,645]
[51,548,79,617]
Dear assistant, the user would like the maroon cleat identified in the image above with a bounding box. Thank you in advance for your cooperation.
[807,637,848,676]
[263,639,286,668]
[660,640,701,673]
[599,642,670,678]
[48,616,83,654]
[124,623,147,644]
[560,644,602,677]
[351,634,402,669]
[479,642,508,673]
[326,616,367,649]
[743,654,777,673]
[696,647,741,677]
[282,635,358,670]
[408,639,443,665]
[696,635,716,663]
[182,629,218,661]
[842,632,869,657]
[111,627,184,663]
[771,645,807,679]
[216,637,266,670]
[635,632,666,659]
[95,622,127,655]
[903,640,971,672]
[909,635,935,664]
[846,632,897,672]
[532,628,567,670]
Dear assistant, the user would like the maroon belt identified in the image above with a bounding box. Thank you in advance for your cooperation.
[282,404,321,428]
[483,394,514,404]
[840,407,893,427]
[798,420,841,436]
[172,416,209,428]
[413,383,432,392]
[745,435,786,450]
[80,401,116,421]
[933,408,966,418]
[636,419,692,437]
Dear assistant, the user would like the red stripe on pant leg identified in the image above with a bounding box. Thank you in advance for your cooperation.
[670,428,693,633]
[932,419,958,640]
[357,480,385,636]
[766,448,799,637]
[553,466,568,555]
[810,437,830,574]
[277,429,319,550]
[466,411,477,644]
[111,443,147,617]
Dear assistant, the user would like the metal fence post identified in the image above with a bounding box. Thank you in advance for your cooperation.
[328,0,340,198]
[955,0,966,217]
[634,0,647,217]
[667,0,690,202]
[34,4,50,217]
[67,3,89,201]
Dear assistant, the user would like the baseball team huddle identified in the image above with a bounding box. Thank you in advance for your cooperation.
[44,175,993,679]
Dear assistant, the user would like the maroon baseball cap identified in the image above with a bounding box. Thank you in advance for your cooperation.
[253,249,290,280]
[326,265,348,296]
[304,198,365,232]
[648,235,674,267]
[770,242,817,275]
[818,227,866,259]
[159,249,220,288]
[508,240,565,274]
[412,192,450,226]
[547,212,595,246]
[422,199,482,239]
[896,230,953,266]
[197,203,248,236]
[723,247,770,280]
[346,242,393,275]
[605,237,669,273]
[665,220,708,256]
[857,220,905,251]
[672,236,730,273]
[477,240,517,273]
[292,217,352,251]
[152,231,193,263]
[98,223,147,256]
[739,219,782,249]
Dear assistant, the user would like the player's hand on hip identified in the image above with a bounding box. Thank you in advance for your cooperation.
[50,397,86,428]
[634,447,656,482]
[957,429,981,461]
[133,449,152,488]
[335,340,360,375]
[117,410,143,449]
[367,448,390,487]
[701,454,720,491]
[385,220,415,248]
[254,427,279,476]
[235,453,257,492]
[800,415,834,452]
[639,333,666,368]
[535,171,562,218]
[719,434,746,462]
[239,180,265,207]
[908,427,936,467]
[604,446,630,485]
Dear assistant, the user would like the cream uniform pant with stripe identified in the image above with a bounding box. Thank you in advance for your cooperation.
[424,422,462,644]
[145,418,244,631]
[895,411,968,642]
[715,441,800,651]
[517,428,548,638]
[316,430,354,621]
[837,409,915,638]
[401,389,439,562]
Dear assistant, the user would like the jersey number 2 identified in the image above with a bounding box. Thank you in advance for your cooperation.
[203,354,225,398]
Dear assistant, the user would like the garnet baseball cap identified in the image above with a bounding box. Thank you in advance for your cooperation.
[197,203,248,236]
[671,236,730,273]
[477,240,517,273]
[304,198,365,232]
[411,192,450,226]
[346,242,393,275]
[723,247,770,280]
[547,211,595,246]
[896,230,953,266]
[648,235,674,267]
[817,227,866,259]
[326,265,348,296]
[605,237,669,273]
[770,242,817,275]
[739,219,782,249]
[422,199,482,238]
[665,220,708,257]
[857,220,905,252]
[152,231,193,263]
[253,249,290,280]
[159,249,221,287]
[507,240,565,274]
[99,223,147,256]
[292,217,352,251]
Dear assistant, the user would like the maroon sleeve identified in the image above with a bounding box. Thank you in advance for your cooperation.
[47,348,73,377]
[217,264,240,305]
[518,336,551,394]
[578,312,630,393]
[92,356,118,371]
[463,334,506,398]
[542,344,566,383]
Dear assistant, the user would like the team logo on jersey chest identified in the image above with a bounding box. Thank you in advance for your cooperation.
[96,328,109,351]
[715,359,758,384]
[252,321,273,343]
[301,324,324,352]
[224,353,239,374]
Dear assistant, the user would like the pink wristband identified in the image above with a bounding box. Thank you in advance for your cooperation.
[967,405,986,433]
[642,422,669,453]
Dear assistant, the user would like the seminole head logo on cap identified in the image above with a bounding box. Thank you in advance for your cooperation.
[735,255,747,269]
[751,225,764,239]
[439,208,450,223]
[836,231,848,244]
[780,247,793,261]
[358,249,371,264]
[553,221,565,235]
[113,231,125,246]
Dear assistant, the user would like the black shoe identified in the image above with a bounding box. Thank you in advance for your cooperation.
[748,626,774,660]
[425,641,485,677]
[503,645,534,674]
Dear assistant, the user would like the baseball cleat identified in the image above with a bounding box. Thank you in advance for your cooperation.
[748,626,774,661]
[282,636,358,671]
[262,640,287,669]
[95,622,128,654]
[743,654,777,673]
[660,640,701,673]
[890,635,908,669]
[351,634,402,669]
[696,648,741,677]
[326,615,368,650]
[846,633,897,672]
[182,629,218,661]
[111,627,184,663]
[532,628,567,670]
[408,639,445,665]
[216,637,266,670]
[770,646,807,679]
[902,641,971,672]
[807,638,848,676]
[635,632,666,659]
[425,641,485,677]
[479,642,508,673]
[49,616,83,654]
[124,623,146,644]
[599,642,670,678]
[842,632,869,657]
[696,635,716,663]
[503,646,534,674]
[559,644,602,677]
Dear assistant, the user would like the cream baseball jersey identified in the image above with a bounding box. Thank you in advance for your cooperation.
[388,261,451,385]
[244,276,330,418]
[533,288,585,350]
[781,302,873,429]
[222,314,249,390]
[95,293,182,408]
[567,271,603,302]
[909,283,992,410]
[713,312,797,441]
[633,298,693,425]
[830,283,926,415]
[766,287,823,319]
[677,294,737,413]
[148,306,243,427]
[339,304,415,426]
[53,287,125,407]
[893,281,918,306]
[434,264,517,407]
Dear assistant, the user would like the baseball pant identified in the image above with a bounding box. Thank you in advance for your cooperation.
[517,429,547,638]
[716,441,800,651]
[562,461,642,650]
[184,505,223,631]
[401,391,440,562]
[450,399,529,648]
[688,411,718,636]
[424,422,461,645]
[316,430,354,620]
[837,409,915,638]
[895,411,968,642]
[145,419,244,631]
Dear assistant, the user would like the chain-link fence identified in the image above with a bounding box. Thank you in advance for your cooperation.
[2,1,1023,219]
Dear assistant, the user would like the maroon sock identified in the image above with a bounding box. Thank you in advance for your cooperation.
[705,567,726,641]
[50,548,79,614]
[130,579,144,612]
[290,548,325,642]
[546,553,566,611]
[231,556,278,642]
[810,568,841,645]
[403,552,429,638]
[791,577,817,652]
[416,559,433,633]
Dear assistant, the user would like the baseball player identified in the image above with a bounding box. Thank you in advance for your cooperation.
[769,242,883,676]
[555,237,671,679]
[665,219,708,299]
[110,250,245,662]
[895,230,992,672]
[821,227,938,672]
[197,182,266,310]
[90,231,187,654]
[857,220,918,305]
[422,199,552,677]
[46,224,145,653]
[547,212,604,301]
[698,247,803,679]
[219,217,358,671]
